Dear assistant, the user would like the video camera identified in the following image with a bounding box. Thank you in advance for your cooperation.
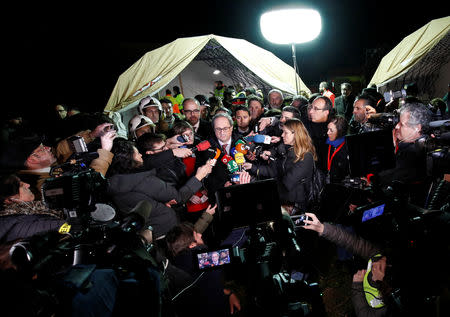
[42,135,110,229]
[367,112,400,130]
[383,89,406,102]
[208,179,325,316]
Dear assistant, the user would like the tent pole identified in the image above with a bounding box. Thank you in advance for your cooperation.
[178,74,184,96]
[291,43,299,94]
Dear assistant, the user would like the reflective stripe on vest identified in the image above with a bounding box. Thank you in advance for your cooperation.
[363,255,385,308]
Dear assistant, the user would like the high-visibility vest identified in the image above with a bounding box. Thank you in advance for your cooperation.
[175,94,184,111]
[363,255,385,309]
[214,87,225,99]
[166,94,180,114]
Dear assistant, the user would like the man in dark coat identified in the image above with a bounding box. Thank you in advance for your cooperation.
[334,83,356,122]
[304,96,333,173]
[196,113,241,204]
[182,97,213,141]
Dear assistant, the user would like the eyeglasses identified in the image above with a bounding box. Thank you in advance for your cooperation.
[310,106,326,111]
[184,109,200,115]
[214,126,231,133]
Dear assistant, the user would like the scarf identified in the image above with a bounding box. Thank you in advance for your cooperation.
[326,136,345,147]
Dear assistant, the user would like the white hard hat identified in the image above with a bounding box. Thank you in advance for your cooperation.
[128,114,155,139]
[138,96,162,114]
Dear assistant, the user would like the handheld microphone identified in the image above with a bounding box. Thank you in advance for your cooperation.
[230,147,237,157]
[221,154,239,173]
[221,154,233,165]
[192,140,211,152]
[234,152,245,171]
[226,160,239,173]
[209,148,221,166]
[253,134,272,144]
[235,143,250,154]
[234,152,245,164]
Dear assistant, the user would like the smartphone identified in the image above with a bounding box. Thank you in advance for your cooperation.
[194,247,232,271]
[177,135,189,143]
[361,203,385,222]
[291,214,311,228]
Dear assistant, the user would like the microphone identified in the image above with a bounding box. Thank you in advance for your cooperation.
[235,143,250,155]
[221,154,233,165]
[234,152,245,171]
[208,148,221,166]
[253,134,272,144]
[230,147,237,157]
[192,140,211,152]
[221,154,239,173]
[227,160,239,173]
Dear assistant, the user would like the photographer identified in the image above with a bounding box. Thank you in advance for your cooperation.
[348,93,379,135]
[302,212,392,317]
[0,174,66,243]
[376,102,431,202]
[165,221,241,316]
[1,117,117,200]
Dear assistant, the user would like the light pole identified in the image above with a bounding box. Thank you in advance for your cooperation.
[260,8,322,94]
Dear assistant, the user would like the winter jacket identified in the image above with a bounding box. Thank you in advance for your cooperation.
[107,170,202,238]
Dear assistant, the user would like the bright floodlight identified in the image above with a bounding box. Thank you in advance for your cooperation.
[260,8,321,44]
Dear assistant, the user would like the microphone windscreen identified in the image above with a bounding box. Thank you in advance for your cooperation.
[227,160,239,173]
[195,140,211,152]
[234,152,245,164]
[235,143,248,154]
[253,134,271,144]
[221,154,233,164]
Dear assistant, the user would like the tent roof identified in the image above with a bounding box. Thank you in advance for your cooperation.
[369,16,450,91]
[105,34,310,113]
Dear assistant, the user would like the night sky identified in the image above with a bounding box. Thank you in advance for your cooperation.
[4,1,444,117]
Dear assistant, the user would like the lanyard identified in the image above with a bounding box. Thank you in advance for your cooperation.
[327,141,345,171]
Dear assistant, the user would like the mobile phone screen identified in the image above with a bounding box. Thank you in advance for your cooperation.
[196,248,231,269]
[361,203,385,222]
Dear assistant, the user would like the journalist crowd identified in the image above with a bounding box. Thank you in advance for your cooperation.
[0,80,449,316]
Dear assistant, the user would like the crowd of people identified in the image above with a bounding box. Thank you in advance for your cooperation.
[0,80,449,316]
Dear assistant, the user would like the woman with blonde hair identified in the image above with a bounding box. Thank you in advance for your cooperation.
[244,118,316,211]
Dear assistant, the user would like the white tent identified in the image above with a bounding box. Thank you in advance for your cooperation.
[104,34,310,125]
[370,16,450,100]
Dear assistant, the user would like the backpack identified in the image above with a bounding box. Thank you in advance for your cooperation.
[301,161,326,211]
